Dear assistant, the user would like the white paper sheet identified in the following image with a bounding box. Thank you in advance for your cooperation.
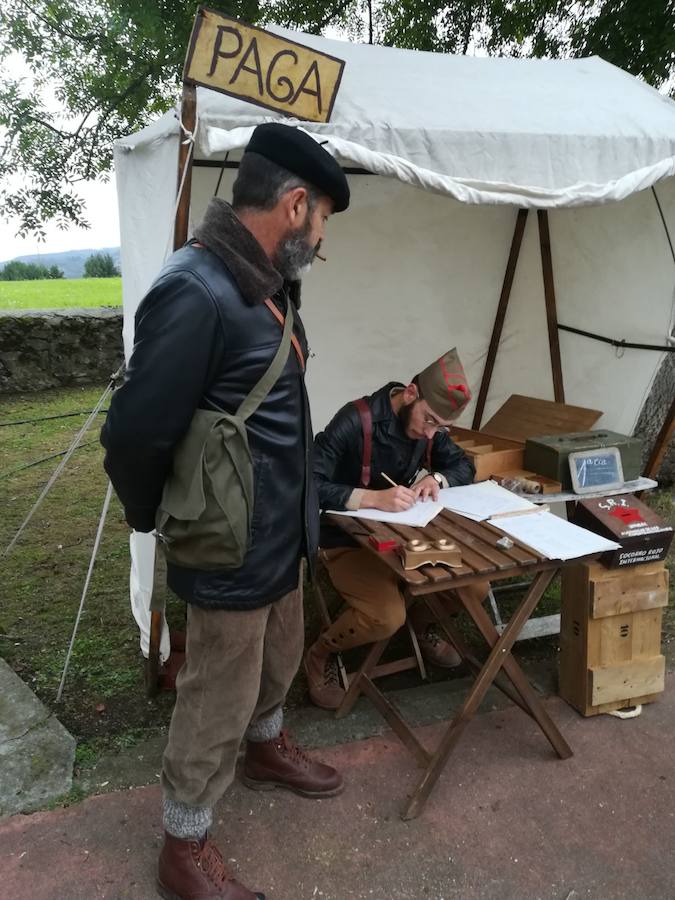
[489,510,621,561]
[438,480,538,522]
[326,501,444,529]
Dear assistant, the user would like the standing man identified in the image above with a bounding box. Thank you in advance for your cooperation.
[307,351,489,710]
[102,124,350,900]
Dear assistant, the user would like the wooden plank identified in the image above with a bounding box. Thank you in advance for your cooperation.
[537,210,565,403]
[590,656,665,706]
[559,563,591,712]
[482,395,602,444]
[472,208,529,429]
[432,518,496,574]
[591,565,669,618]
[578,691,662,717]
[468,517,541,566]
[327,516,428,586]
[438,512,520,568]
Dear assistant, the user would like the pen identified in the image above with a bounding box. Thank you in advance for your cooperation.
[381,472,398,488]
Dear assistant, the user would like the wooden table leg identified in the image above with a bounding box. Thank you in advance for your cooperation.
[424,593,537,719]
[402,570,561,820]
[335,636,390,718]
[360,677,431,768]
[459,586,572,761]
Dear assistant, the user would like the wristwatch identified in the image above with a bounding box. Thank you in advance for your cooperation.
[430,472,444,487]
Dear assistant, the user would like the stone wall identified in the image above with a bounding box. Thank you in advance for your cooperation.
[0,308,123,394]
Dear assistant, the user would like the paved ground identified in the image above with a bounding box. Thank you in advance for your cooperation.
[3,677,675,900]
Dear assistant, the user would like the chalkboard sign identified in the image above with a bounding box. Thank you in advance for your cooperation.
[569,447,624,494]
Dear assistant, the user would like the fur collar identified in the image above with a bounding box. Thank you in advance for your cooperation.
[192,198,282,306]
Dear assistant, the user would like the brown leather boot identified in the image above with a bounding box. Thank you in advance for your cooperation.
[303,641,346,710]
[157,832,265,900]
[415,624,462,668]
[243,730,343,798]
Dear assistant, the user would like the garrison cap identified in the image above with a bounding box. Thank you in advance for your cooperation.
[415,348,472,420]
[245,123,350,212]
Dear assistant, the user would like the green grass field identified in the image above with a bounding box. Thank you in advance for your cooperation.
[0,277,122,310]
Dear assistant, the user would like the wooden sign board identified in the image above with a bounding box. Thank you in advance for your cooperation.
[184,7,345,123]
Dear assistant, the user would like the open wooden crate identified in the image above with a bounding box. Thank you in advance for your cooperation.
[452,395,602,491]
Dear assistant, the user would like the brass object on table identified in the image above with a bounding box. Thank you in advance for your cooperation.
[399,537,462,570]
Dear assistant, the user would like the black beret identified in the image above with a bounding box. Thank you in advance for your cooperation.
[245,123,350,213]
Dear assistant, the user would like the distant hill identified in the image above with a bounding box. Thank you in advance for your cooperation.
[0,247,121,280]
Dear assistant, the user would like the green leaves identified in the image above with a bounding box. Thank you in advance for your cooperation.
[1,0,673,238]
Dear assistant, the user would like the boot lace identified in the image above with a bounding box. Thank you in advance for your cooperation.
[422,624,444,647]
[197,838,235,886]
[323,654,341,687]
[274,729,311,768]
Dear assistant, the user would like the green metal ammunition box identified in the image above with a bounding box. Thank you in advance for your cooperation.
[523,430,642,489]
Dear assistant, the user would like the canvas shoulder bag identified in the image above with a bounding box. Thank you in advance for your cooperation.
[155,300,295,570]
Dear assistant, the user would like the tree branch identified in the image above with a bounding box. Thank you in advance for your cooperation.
[13,0,102,49]
[462,3,474,55]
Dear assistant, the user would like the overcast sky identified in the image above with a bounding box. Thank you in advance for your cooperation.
[0,48,121,263]
[0,177,120,263]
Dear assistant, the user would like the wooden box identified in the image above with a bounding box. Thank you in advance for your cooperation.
[451,426,524,482]
[452,395,602,489]
[573,494,673,568]
[559,561,668,716]
[523,430,642,489]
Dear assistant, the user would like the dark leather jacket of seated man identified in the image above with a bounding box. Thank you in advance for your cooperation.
[313,380,475,548]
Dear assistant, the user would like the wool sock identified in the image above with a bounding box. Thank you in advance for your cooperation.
[245,706,283,742]
[163,796,212,840]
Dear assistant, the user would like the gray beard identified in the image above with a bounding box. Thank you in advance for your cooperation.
[274,222,318,281]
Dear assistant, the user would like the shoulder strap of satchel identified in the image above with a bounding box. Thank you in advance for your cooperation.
[353,397,372,488]
[264,299,305,371]
[236,300,294,421]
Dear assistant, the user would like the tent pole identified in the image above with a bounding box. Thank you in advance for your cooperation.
[173,82,197,251]
[643,394,675,482]
[537,210,565,403]
[147,82,197,694]
[472,208,529,430]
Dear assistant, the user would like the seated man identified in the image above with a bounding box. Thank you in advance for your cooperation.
[306,348,489,709]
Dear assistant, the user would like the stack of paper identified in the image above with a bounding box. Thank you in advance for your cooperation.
[489,510,620,561]
[326,501,444,529]
[438,480,538,522]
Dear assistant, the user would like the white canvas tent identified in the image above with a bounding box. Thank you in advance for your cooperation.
[113,27,675,663]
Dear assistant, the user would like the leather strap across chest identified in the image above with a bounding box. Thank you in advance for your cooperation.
[353,396,434,488]
[264,299,305,371]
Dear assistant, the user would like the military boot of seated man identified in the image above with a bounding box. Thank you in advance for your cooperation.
[157,831,265,900]
[409,600,462,669]
[303,638,347,710]
[243,729,343,797]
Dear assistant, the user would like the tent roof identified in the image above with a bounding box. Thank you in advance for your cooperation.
[117,27,675,206]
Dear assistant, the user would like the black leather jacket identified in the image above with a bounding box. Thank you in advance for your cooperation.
[313,382,475,547]
[101,244,318,611]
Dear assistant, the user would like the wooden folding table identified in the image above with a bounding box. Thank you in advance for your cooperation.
[327,509,593,820]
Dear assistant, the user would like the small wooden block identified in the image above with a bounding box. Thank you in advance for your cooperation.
[399,537,462,571]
